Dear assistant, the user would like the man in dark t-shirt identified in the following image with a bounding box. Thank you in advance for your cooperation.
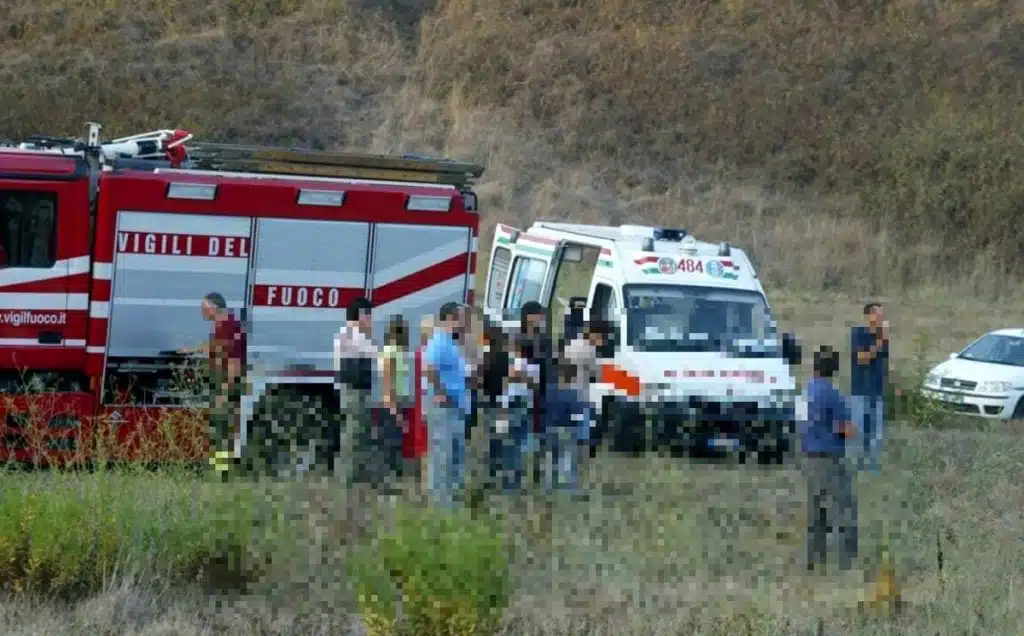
[849,302,889,473]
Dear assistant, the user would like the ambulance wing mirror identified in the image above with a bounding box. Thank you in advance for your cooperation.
[781,332,802,367]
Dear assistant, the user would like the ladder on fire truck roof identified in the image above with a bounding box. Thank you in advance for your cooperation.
[185,142,485,188]
[10,122,486,189]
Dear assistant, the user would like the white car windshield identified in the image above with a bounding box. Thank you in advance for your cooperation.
[958,334,1024,367]
[623,284,774,354]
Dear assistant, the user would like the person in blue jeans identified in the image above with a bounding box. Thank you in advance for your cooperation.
[802,345,859,573]
[850,302,889,472]
[423,302,470,509]
[494,333,540,492]
[544,361,588,493]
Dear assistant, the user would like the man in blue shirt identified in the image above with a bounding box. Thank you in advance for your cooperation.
[802,345,859,573]
[424,302,470,509]
[850,302,889,472]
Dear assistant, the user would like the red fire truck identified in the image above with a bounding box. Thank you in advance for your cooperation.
[0,123,483,465]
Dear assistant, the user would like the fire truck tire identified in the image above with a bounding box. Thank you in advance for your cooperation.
[246,388,323,477]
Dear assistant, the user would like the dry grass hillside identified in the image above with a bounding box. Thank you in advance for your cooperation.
[3,0,1023,298]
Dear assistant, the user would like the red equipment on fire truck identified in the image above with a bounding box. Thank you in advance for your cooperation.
[0,122,483,465]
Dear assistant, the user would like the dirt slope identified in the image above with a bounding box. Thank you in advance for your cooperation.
[2,0,1022,293]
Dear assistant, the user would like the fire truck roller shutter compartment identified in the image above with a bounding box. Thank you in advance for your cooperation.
[107,211,253,358]
[369,223,473,338]
[248,218,370,372]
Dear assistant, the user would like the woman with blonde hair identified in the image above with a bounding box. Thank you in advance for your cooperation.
[379,315,412,487]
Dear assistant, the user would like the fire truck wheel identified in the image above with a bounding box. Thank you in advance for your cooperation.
[247,388,324,478]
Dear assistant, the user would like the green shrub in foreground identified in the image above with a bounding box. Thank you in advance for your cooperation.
[0,466,265,599]
[352,505,511,636]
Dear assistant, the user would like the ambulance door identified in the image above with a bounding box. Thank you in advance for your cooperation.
[484,224,562,332]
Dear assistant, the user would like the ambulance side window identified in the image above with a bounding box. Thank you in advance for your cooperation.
[592,283,617,321]
[486,246,512,309]
[505,256,547,314]
[0,191,57,269]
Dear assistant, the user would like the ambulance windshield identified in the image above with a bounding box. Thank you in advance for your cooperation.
[622,284,774,354]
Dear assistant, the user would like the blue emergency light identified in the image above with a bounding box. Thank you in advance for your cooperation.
[653,227,687,242]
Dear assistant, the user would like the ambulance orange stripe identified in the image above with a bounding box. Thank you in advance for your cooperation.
[600,363,641,397]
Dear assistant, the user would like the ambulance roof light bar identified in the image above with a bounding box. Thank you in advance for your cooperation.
[653,227,687,242]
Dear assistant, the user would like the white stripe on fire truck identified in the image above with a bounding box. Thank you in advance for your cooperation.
[86,346,105,354]
[116,211,252,236]
[0,293,89,311]
[0,338,86,348]
[114,254,249,274]
[0,256,91,286]
[89,301,109,319]
[93,262,113,280]
[254,269,365,287]
[470,236,479,253]
[249,276,466,321]
[111,297,245,309]
[372,276,467,314]
[372,241,469,286]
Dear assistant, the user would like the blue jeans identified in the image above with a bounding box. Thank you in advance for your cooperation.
[544,427,579,492]
[490,405,529,492]
[849,395,884,471]
[426,403,467,509]
[577,405,594,444]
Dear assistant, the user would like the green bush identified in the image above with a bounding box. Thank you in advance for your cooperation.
[352,505,511,636]
[0,466,268,599]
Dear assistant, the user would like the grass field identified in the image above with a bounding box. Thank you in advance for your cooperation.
[2,422,1023,635]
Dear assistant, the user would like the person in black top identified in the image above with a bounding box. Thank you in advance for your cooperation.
[520,301,554,488]
[480,323,510,490]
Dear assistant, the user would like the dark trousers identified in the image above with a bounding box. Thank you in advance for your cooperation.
[804,453,858,571]
[208,377,243,454]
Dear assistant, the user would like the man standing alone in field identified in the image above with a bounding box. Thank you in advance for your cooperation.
[850,302,889,472]
[802,345,859,574]
[180,292,246,468]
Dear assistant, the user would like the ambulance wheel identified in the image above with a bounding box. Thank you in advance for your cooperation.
[609,399,646,455]
[741,422,791,465]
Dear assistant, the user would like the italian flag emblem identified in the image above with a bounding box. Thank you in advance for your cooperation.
[633,255,660,274]
[719,259,740,279]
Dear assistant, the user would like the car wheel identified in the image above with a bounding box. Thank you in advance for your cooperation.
[1011,397,1024,421]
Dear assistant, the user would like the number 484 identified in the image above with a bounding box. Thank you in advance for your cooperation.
[679,258,703,273]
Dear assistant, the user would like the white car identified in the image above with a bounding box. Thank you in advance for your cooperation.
[920,328,1024,420]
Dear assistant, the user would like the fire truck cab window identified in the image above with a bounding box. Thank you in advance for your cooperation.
[0,191,57,269]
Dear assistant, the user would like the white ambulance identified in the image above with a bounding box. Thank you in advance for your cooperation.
[483,222,801,463]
